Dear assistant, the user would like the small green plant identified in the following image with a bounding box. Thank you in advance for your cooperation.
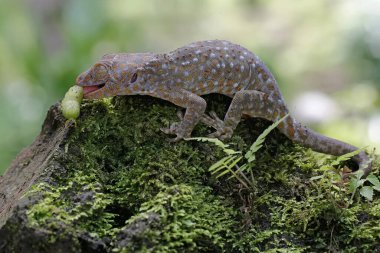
[188,114,289,189]
[310,148,364,179]
[349,170,380,202]
[310,148,379,206]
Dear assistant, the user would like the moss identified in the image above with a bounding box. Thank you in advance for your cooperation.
[20,95,380,252]
[27,172,115,239]
[114,184,238,252]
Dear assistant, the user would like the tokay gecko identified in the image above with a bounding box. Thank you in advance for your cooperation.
[76,40,371,176]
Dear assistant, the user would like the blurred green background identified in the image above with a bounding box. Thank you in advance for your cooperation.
[1,0,379,174]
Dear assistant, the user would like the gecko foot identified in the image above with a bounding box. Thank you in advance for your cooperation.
[201,111,233,140]
[176,109,184,121]
[208,127,233,140]
[160,122,189,142]
[201,111,224,128]
[160,110,188,142]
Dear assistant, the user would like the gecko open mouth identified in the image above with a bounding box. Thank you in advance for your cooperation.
[83,83,105,95]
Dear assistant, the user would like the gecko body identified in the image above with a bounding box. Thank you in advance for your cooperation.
[76,40,371,176]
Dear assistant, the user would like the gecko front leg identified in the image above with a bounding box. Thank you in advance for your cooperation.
[153,86,207,142]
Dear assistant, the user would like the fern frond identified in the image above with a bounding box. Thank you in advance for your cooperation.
[330,148,363,166]
[186,137,240,155]
[233,163,251,175]
[209,156,231,172]
[215,156,243,178]
[245,114,289,163]
[216,166,235,178]
[188,115,289,190]
[209,156,237,174]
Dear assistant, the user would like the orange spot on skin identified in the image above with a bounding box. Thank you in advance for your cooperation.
[112,64,119,72]
[273,110,279,120]
[199,85,208,94]
[173,97,183,105]
[288,125,295,138]
[224,86,233,94]
[119,63,127,69]
[133,85,140,91]
[286,117,293,125]
[207,81,215,90]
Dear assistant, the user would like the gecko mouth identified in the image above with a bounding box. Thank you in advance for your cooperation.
[83,83,106,96]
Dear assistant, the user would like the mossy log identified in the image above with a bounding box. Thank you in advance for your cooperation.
[0,95,379,253]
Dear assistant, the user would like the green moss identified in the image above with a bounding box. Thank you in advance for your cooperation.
[114,184,238,253]
[22,95,380,252]
[27,172,115,239]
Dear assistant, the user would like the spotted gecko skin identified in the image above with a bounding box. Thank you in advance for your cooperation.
[76,40,371,176]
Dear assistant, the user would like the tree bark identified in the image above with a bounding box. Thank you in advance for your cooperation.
[0,103,72,227]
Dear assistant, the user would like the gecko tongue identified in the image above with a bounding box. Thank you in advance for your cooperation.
[83,86,100,95]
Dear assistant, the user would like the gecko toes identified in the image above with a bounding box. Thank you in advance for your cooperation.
[209,111,222,121]
[160,127,171,135]
[160,122,180,134]
[176,110,184,121]
[201,111,225,130]
[201,111,233,140]
[207,127,233,140]
[161,121,190,142]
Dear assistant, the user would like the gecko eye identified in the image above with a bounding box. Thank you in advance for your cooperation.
[130,72,138,83]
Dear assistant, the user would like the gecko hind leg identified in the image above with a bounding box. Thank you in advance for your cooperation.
[157,88,207,142]
[201,90,287,140]
[202,90,372,177]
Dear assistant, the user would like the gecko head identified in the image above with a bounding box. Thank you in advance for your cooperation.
[76,56,144,99]
[76,61,114,99]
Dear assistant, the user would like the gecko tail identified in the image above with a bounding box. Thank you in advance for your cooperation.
[276,114,372,177]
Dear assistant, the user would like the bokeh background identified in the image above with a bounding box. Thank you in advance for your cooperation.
[1,0,379,174]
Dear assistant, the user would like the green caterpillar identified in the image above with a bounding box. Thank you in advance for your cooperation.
[61,86,83,120]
